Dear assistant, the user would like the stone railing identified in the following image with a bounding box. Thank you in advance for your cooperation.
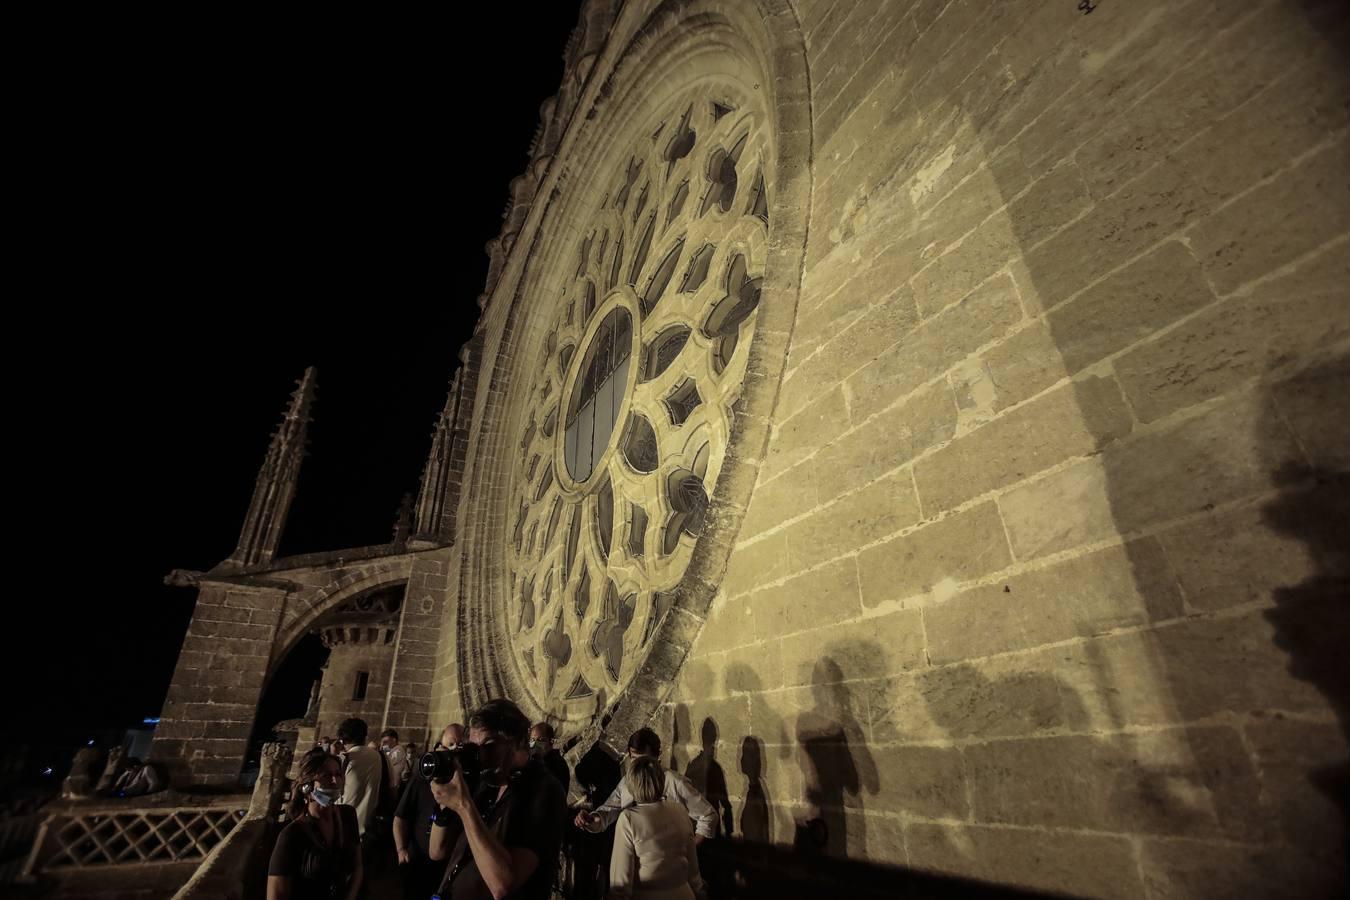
[21,800,246,873]
[16,742,292,900]
[170,741,292,900]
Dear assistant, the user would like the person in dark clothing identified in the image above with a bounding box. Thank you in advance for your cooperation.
[428,699,566,900]
[528,722,572,898]
[529,722,570,797]
[268,750,362,900]
[394,724,468,900]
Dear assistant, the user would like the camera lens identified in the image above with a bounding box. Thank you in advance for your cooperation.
[418,744,481,782]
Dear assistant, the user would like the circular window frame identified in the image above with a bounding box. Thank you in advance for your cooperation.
[451,0,812,753]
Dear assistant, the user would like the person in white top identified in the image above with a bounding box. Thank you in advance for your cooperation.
[379,728,409,791]
[574,728,717,842]
[336,717,384,836]
[608,756,706,900]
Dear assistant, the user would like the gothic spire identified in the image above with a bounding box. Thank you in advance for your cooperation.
[225,367,317,568]
[414,369,460,540]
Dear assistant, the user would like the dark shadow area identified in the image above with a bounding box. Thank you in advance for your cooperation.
[245,632,328,774]
[722,660,783,848]
[958,3,1350,890]
[685,716,733,836]
[568,741,622,900]
[739,735,770,843]
[794,653,879,859]
[1261,358,1350,842]
[699,839,1065,900]
[920,663,1212,844]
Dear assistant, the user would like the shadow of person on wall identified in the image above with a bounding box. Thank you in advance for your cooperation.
[794,654,879,859]
[703,660,1054,897]
[723,660,787,846]
[1260,357,1350,866]
[920,660,1228,852]
[686,717,734,837]
[739,735,770,843]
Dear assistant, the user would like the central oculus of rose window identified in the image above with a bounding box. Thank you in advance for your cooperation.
[564,306,635,484]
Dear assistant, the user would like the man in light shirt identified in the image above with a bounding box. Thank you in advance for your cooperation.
[337,717,384,836]
[573,727,717,843]
[379,728,409,792]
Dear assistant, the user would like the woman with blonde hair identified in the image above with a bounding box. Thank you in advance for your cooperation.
[267,749,362,900]
[608,756,706,900]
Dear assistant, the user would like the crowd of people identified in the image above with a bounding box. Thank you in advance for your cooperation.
[267,701,714,900]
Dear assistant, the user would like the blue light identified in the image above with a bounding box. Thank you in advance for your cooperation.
[87,740,95,746]
[42,767,53,776]
[142,717,161,725]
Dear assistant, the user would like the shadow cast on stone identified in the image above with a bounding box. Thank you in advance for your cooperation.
[738,734,770,843]
[921,663,1213,840]
[1260,358,1350,834]
[794,653,879,860]
[685,716,734,836]
[949,4,1350,888]
[699,839,1066,900]
[722,660,784,844]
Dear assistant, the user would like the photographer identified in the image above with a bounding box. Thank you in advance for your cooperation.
[394,724,469,900]
[427,700,565,900]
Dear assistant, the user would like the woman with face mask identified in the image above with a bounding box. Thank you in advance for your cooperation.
[267,749,363,900]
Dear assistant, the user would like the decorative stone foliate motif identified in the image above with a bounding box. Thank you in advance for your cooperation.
[508,92,769,716]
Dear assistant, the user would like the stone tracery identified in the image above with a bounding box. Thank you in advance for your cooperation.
[505,91,770,717]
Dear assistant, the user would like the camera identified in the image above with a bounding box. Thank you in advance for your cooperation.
[419,743,482,782]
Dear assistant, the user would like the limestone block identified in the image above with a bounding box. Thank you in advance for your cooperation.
[1138,837,1345,899]
[844,273,1023,424]
[1048,241,1215,377]
[1190,135,1349,295]
[924,537,1183,665]
[1116,251,1350,423]
[783,469,922,573]
[763,386,850,480]
[963,725,1262,838]
[950,320,1066,426]
[869,743,968,821]
[1157,499,1317,613]
[749,557,861,641]
[914,375,1133,514]
[779,286,919,422]
[813,382,955,503]
[857,501,1012,607]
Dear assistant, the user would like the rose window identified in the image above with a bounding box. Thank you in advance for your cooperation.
[507,92,769,715]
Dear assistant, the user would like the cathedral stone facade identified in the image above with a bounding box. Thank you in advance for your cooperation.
[152,2,1349,895]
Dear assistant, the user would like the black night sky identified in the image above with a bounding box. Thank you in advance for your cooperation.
[17,6,583,779]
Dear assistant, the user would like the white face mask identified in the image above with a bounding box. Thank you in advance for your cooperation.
[311,786,338,808]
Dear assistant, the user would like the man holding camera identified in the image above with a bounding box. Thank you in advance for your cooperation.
[427,700,565,900]
[394,724,467,900]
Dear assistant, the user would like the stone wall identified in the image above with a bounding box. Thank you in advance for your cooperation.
[314,639,396,742]
[151,550,430,786]
[435,0,1349,896]
[386,550,458,746]
[658,1,1349,896]
[151,582,284,787]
